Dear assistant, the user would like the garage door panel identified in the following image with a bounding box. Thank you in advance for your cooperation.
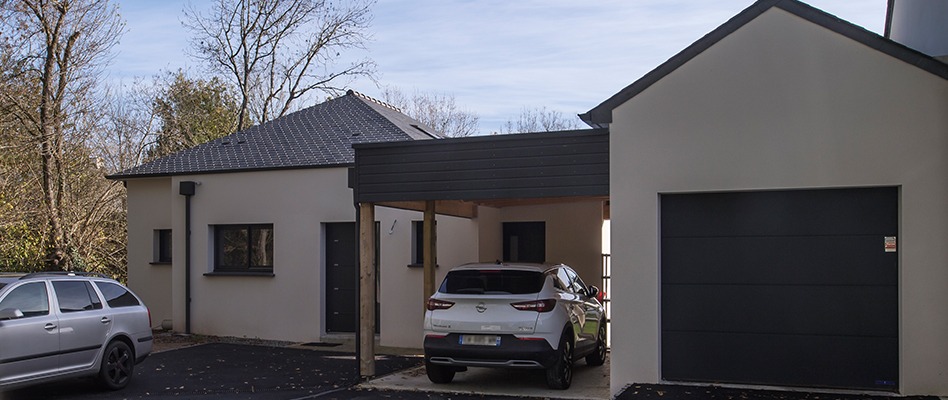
[662,331,898,390]
[660,187,898,390]
[662,285,897,337]
[661,188,897,238]
[662,235,897,286]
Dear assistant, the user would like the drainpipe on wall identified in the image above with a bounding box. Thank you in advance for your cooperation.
[179,181,197,334]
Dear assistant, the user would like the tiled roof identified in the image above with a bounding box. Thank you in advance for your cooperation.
[107,90,442,179]
[580,0,948,127]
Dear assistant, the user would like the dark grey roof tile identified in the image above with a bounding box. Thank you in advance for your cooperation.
[108,90,440,179]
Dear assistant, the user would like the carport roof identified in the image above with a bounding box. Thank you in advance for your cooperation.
[107,90,441,180]
[350,128,610,217]
[580,0,948,128]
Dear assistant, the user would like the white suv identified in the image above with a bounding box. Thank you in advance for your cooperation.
[423,262,606,389]
[0,272,153,391]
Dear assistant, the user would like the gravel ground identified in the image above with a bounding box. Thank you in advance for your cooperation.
[150,330,296,353]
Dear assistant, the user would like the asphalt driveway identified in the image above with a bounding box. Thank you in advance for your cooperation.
[2,343,939,400]
[1,342,537,400]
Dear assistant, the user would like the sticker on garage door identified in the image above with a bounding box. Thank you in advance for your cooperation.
[885,236,897,253]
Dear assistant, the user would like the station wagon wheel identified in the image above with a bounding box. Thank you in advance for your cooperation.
[586,320,607,366]
[100,340,134,390]
[546,330,573,389]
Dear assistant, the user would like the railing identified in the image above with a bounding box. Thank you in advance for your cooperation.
[602,253,611,347]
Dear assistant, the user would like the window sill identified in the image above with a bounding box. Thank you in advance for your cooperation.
[204,271,275,277]
[149,262,172,266]
[407,263,439,269]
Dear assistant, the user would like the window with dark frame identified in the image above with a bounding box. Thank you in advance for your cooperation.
[412,220,424,265]
[214,224,274,273]
[156,229,172,263]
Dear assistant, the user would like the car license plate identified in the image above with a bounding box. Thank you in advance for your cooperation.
[459,335,500,346]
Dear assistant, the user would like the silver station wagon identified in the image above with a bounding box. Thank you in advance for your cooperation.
[0,272,152,391]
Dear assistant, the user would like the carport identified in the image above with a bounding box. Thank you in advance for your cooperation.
[347,129,609,378]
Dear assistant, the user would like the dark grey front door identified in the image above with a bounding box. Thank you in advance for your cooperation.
[660,187,898,391]
[325,222,379,333]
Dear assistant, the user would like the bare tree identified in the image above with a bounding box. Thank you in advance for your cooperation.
[0,0,124,270]
[381,86,480,138]
[185,0,376,130]
[500,106,582,134]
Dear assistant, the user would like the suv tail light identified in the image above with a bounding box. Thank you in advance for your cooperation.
[511,299,556,313]
[426,298,455,311]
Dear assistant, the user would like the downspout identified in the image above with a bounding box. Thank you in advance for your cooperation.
[179,181,197,334]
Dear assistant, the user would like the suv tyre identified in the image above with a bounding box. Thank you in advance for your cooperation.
[546,329,573,389]
[585,320,607,366]
[425,360,456,384]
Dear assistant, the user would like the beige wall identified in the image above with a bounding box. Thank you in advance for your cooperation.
[477,201,605,287]
[125,178,173,328]
[145,168,478,345]
[608,8,948,396]
[377,210,478,348]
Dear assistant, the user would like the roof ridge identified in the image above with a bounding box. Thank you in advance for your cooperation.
[346,89,403,114]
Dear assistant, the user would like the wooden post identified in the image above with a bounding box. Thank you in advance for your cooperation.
[359,202,376,378]
[423,201,437,310]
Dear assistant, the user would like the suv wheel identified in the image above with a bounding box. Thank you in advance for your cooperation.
[425,359,456,384]
[100,340,134,390]
[546,330,573,389]
[585,320,607,366]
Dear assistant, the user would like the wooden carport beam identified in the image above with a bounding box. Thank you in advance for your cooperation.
[423,201,437,310]
[359,202,376,378]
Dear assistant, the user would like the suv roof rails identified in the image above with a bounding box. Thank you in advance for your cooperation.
[19,271,110,280]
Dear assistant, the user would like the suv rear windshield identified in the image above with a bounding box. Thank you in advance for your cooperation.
[440,269,545,295]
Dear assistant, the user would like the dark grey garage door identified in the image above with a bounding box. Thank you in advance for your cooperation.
[661,187,898,391]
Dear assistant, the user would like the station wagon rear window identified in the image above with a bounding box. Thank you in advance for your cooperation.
[440,270,545,295]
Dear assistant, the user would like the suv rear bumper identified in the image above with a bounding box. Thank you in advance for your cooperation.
[424,334,556,369]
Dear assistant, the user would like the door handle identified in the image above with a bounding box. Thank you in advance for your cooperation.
[101,317,111,324]
[44,323,57,331]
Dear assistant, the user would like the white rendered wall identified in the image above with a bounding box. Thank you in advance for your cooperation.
[125,178,173,329]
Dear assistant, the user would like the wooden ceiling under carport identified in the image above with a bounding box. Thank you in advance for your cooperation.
[349,128,610,212]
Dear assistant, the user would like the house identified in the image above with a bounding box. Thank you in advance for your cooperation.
[108,90,607,349]
[107,91,487,346]
[578,0,948,396]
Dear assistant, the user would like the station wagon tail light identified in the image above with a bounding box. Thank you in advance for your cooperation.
[511,299,556,313]
[426,298,455,311]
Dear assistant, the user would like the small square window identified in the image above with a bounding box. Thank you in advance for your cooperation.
[154,229,172,263]
[214,224,273,272]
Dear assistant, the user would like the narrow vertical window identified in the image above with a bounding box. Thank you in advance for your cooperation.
[412,220,424,265]
[154,229,172,263]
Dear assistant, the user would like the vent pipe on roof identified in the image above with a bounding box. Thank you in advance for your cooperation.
[886,0,948,62]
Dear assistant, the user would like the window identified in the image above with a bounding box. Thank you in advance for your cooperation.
[214,224,274,272]
[53,281,103,312]
[0,282,49,318]
[154,229,172,263]
[94,282,141,308]
[412,221,424,265]
[502,222,546,263]
[440,269,545,295]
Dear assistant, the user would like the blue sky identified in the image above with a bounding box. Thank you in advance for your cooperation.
[111,0,887,134]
